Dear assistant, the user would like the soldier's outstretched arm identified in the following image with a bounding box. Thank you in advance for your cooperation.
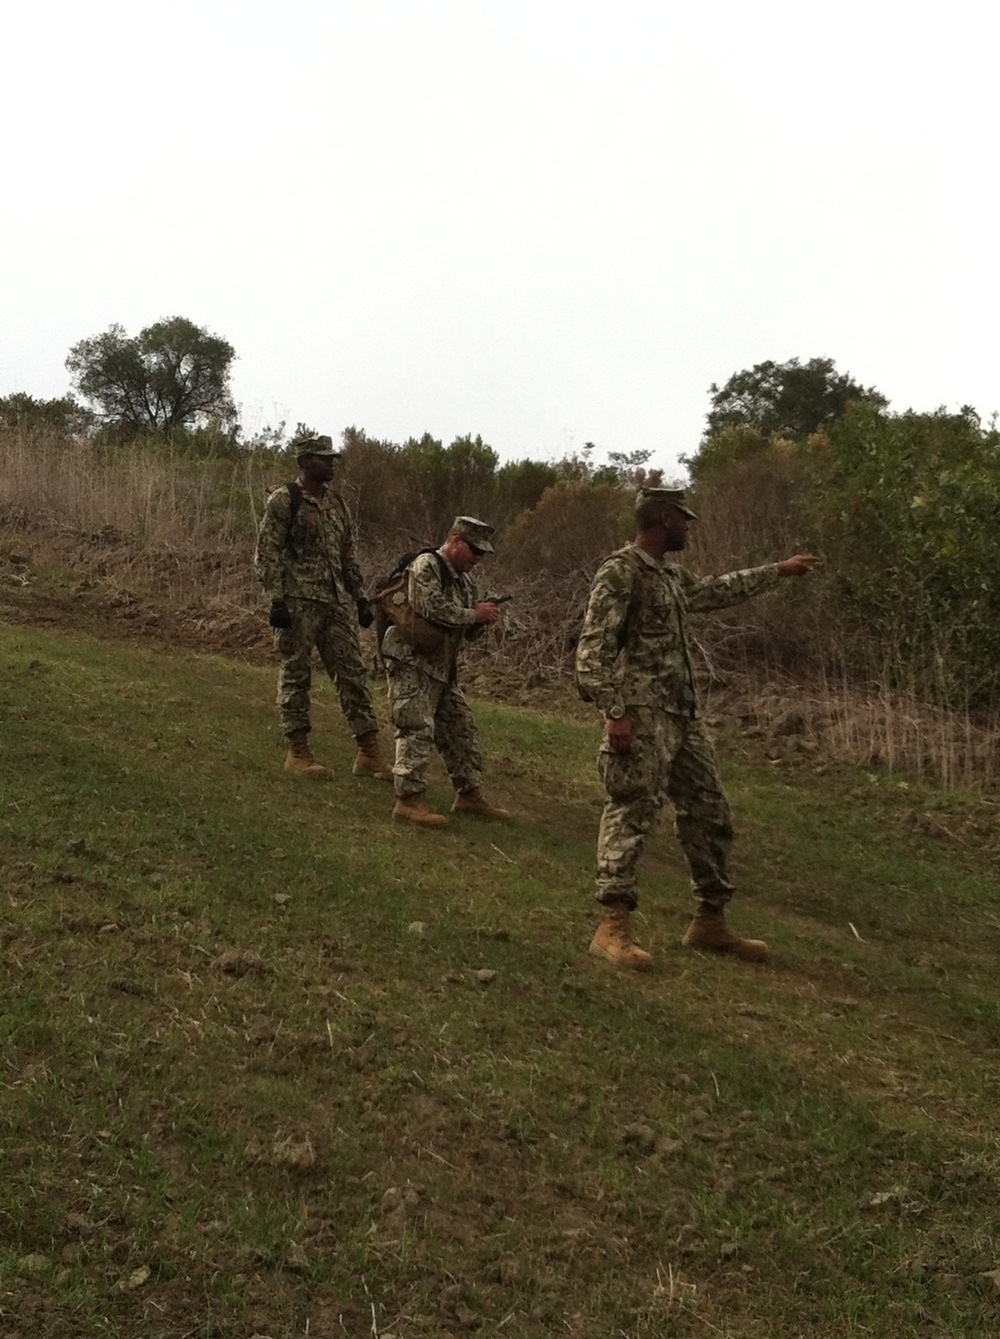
[684,562,778,613]
[685,552,819,611]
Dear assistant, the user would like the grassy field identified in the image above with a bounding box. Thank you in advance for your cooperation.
[1,618,999,1338]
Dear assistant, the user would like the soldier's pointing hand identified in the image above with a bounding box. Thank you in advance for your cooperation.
[777,554,820,577]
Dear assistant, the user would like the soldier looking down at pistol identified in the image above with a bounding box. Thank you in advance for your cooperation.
[381,516,512,827]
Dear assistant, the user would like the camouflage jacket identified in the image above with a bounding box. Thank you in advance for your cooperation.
[254,483,365,606]
[575,543,781,718]
[382,549,481,684]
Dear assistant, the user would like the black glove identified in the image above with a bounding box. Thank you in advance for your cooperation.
[356,597,375,629]
[269,598,292,629]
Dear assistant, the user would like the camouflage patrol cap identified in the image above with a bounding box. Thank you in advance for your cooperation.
[293,433,341,460]
[635,486,698,520]
[451,515,495,554]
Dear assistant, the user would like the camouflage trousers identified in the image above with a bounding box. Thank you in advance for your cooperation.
[385,660,482,800]
[274,598,378,739]
[596,707,734,912]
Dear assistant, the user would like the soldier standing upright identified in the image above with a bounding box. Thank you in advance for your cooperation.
[382,516,511,827]
[576,486,818,969]
[254,433,390,780]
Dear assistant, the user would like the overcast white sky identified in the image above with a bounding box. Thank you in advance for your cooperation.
[2,0,996,476]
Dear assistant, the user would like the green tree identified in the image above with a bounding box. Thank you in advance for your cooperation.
[704,357,886,443]
[0,392,92,434]
[66,317,237,437]
[397,432,501,536]
[813,402,1000,704]
[493,457,558,525]
[502,479,631,580]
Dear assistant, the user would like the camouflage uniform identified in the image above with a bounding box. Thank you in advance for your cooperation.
[254,482,378,739]
[576,542,781,911]
[382,550,484,799]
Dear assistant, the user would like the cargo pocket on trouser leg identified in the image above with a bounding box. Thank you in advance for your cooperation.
[598,729,655,804]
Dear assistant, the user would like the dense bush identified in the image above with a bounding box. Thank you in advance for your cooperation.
[685,402,1000,711]
[815,403,1000,706]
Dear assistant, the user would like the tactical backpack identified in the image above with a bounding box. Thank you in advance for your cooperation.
[373,548,455,656]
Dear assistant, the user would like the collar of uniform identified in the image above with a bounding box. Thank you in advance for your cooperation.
[629,542,664,570]
[437,546,462,579]
[303,483,337,508]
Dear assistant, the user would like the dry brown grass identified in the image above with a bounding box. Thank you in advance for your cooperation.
[3,426,996,791]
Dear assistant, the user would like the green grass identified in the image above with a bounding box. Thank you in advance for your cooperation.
[2,622,1000,1337]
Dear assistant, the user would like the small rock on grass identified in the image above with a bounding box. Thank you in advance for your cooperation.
[271,1134,316,1169]
[283,1244,309,1272]
[116,1264,150,1292]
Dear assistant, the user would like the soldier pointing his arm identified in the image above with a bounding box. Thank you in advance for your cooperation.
[576,486,819,970]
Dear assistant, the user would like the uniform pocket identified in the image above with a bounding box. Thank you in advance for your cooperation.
[598,732,654,802]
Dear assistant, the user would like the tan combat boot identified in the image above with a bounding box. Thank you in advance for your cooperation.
[682,908,768,963]
[589,904,652,970]
[353,730,393,781]
[393,796,447,828]
[451,788,512,820]
[284,729,328,778]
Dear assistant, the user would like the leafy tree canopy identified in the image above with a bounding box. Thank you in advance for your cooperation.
[66,317,237,437]
[705,356,886,442]
[0,392,92,435]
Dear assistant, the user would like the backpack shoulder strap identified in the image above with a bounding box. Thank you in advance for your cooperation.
[611,546,657,651]
[284,481,303,547]
[428,549,455,589]
[398,547,454,588]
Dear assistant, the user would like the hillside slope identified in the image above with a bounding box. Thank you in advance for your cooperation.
[1,620,999,1338]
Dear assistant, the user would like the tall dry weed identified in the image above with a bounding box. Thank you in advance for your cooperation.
[3,426,996,790]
